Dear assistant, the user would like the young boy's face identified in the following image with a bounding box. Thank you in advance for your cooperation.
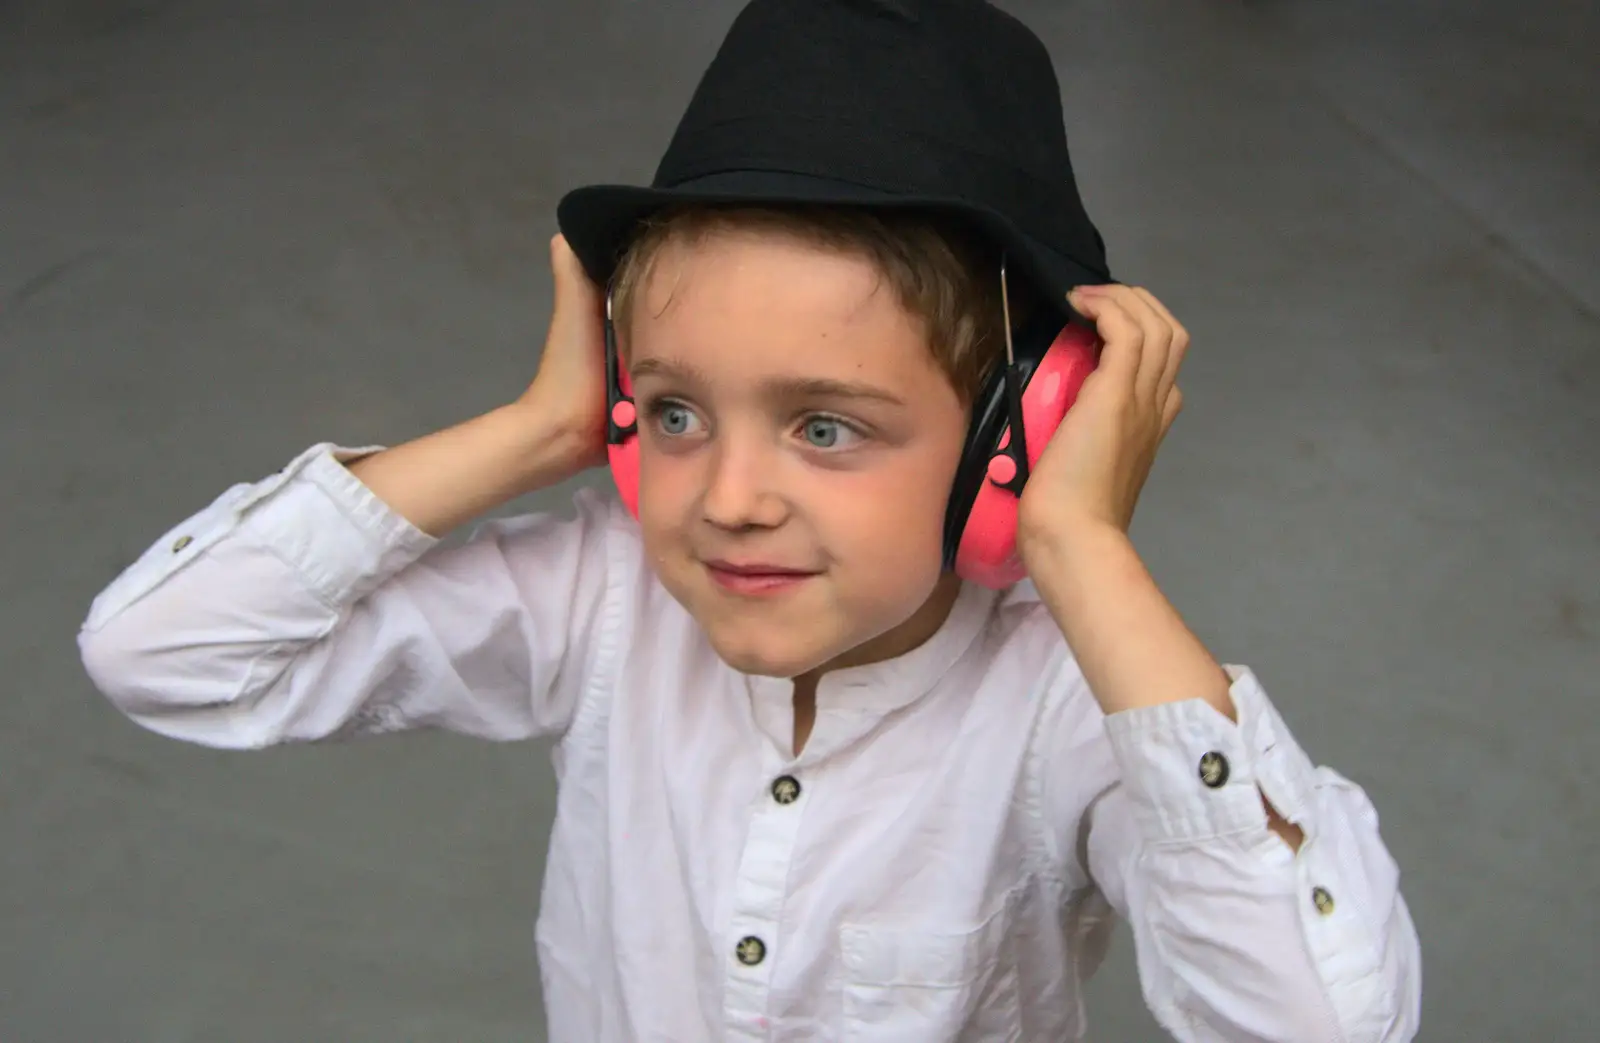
[626,229,970,678]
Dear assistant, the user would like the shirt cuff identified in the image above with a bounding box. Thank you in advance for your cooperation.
[235,442,438,607]
[1101,665,1319,844]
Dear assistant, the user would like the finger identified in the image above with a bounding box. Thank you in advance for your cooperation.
[1098,286,1172,403]
[550,235,601,306]
[548,234,606,345]
[1129,286,1189,399]
[1069,288,1143,390]
[1159,384,1184,439]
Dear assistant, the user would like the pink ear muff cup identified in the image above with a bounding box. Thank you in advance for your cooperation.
[955,324,1100,589]
[608,364,643,519]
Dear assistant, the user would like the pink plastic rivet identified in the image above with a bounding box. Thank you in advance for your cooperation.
[611,400,636,428]
[987,453,1017,485]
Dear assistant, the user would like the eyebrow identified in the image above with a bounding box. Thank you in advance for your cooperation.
[629,356,907,406]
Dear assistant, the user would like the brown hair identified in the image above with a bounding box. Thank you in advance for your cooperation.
[608,205,1017,402]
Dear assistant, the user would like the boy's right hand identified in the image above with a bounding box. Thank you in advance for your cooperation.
[345,234,615,537]
[517,234,612,473]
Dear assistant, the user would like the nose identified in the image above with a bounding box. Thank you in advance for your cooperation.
[701,433,788,531]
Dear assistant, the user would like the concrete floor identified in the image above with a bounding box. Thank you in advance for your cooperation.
[2,0,1596,1039]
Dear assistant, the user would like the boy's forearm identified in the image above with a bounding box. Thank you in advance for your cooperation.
[1028,523,1305,846]
[347,402,591,537]
[1026,522,1234,720]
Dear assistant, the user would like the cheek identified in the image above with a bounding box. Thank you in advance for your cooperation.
[635,446,698,526]
[821,446,961,563]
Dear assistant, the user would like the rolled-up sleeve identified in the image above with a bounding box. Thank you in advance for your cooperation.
[1082,667,1422,1042]
[79,442,626,749]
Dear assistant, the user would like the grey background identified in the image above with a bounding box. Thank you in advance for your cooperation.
[3,0,1597,1039]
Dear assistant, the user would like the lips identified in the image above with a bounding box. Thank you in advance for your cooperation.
[704,559,820,595]
[707,560,815,577]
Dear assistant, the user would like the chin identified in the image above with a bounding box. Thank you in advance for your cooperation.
[704,627,836,679]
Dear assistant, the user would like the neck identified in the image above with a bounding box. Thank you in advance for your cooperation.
[809,572,965,678]
[789,573,964,755]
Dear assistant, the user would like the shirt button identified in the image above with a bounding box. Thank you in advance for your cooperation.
[1312,887,1336,916]
[171,535,194,553]
[1198,751,1230,788]
[771,775,801,805]
[735,935,767,966]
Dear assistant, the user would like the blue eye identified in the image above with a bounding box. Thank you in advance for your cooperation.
[650,401,703,437]
[801,416,860,449]
[661,406,691,434]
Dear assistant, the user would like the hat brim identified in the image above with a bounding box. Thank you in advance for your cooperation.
[556,170,1109,316]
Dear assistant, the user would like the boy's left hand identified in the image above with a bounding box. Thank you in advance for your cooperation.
[1017,284,1188,550]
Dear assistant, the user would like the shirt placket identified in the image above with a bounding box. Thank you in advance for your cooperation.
[722,738,811,1039]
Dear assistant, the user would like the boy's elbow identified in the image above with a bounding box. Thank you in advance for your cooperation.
[1171,890,1422,1043]
[1315,893,1424,1043]
[79,619,165,719]
[78,618,252,743]
[1368,894,1424,1042]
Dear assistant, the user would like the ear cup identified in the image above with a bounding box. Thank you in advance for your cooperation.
[953,324,1099,588]
[607,362,642,519]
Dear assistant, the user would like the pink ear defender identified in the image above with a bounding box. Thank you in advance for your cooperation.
[942,257,1101,589]
[603,285,643,520]
[953,325,1098,587]
[601,260,1099,589]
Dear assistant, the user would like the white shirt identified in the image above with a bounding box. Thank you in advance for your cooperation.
[79,443,1421,1042]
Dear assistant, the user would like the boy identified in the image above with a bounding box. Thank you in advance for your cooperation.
[79,0,1421,1040]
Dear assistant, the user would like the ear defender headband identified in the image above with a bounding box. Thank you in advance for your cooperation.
[600,260,1100,589]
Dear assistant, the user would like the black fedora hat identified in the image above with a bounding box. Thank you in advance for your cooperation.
[556,0,1112,305]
